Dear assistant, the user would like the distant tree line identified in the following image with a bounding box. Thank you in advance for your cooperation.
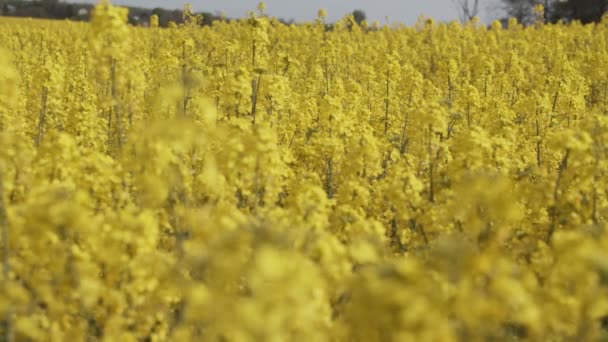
[1,0,88,21]
[545,0,607,23]
[462,0,608,25]
[0,0,221,27]
[2,1,606,28]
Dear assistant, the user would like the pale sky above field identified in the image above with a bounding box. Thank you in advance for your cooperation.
[80,0,503,25]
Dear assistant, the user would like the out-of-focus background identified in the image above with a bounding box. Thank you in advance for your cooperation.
[0,0,605,27]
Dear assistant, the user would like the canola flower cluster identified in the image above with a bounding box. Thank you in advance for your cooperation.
[1,1,608,340]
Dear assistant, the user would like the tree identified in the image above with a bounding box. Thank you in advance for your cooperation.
[552,0,608,23]
[500,0,536,24]
[452,0,480,22]
[151,7,182,27]
[352,9,366,26]
[500,0,607,24]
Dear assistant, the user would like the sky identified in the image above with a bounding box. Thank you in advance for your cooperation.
[80,0,503,25]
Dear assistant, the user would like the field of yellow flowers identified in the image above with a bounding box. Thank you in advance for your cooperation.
[1,1,608,340]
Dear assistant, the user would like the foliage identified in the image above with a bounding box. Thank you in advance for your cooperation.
[502,0,608,24]
[0,0,220,27]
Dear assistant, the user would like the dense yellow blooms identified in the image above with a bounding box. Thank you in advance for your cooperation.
[1,1,608,340]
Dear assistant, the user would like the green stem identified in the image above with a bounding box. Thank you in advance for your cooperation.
[325,157,334,199]
[535,117,542,167]
[35,86,48,147]
[384,68,390,135]
[251,75,261,125]
[428,125,435,203]
[0,175,12,342]
[547,149,570,244]
[111,60,123,150]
